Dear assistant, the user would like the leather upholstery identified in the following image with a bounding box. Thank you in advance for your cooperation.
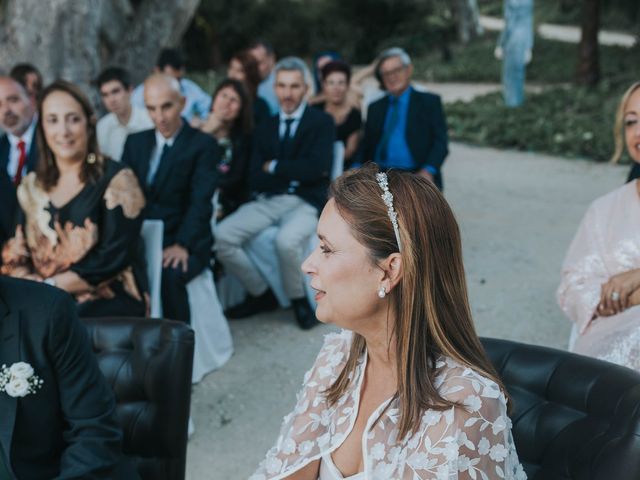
[82,317,195,480]
[482,338,640,480]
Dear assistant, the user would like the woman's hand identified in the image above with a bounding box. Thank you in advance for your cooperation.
[597,268,640,316]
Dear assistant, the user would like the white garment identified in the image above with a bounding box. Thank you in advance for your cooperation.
[557,180,640,369]
[319,454,364,480]
[278,101,306,139]
[251,329,526,480]
[6,117,36,178]
[97,107,153,161]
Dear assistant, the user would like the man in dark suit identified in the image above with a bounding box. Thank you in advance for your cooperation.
[216,57,335,329]
[0,77,38,245]
[122,74,218,325]
[362,47,449,190]
[0,277,137,479]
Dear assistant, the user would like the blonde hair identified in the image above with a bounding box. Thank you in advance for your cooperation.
[324,164,508,440]
[611,81,640,164]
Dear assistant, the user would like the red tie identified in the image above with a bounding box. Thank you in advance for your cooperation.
[14,140,26,186]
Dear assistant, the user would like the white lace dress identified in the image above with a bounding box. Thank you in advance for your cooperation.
[557,180,640,369]
[251,330,526,480]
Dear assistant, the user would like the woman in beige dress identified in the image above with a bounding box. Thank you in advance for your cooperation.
[557,81,640,369]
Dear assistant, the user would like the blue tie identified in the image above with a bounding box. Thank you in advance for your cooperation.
[147,143,171,186]
[376,97,399,165]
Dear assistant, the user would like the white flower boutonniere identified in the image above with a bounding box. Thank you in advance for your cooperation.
[0,362,43,398]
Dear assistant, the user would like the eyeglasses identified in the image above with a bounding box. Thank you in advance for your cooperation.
[379,65,407,79]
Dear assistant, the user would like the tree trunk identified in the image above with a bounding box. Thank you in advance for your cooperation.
[0,0,201,95]
[576,0,600,86]
[452,0,483,44]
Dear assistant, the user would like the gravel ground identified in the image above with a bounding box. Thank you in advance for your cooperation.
[186,142,629,480]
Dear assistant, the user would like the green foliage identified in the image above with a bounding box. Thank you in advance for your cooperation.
[445,81,633,163]
[183,0,449,70]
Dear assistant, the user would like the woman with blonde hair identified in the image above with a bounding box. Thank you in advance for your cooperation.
[558,81,640,368]
[251,165,524,479]
[611,81,640,182]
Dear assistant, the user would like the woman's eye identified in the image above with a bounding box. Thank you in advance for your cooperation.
[319,245,331,255]
[625,119,637,127]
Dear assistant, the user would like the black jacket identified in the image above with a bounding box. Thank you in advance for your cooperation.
[362,88,449,189]
[250,106,335,212]
[628,162,640,183]
[122,122,219,263]
[0,135,38,246]
[0,277,138,479]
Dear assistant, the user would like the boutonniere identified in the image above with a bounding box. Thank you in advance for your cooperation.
[0,362,43,398]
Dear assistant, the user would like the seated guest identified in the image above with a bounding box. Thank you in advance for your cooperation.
[131,48,211,123]
[0,277,139,479]
[216,57,335,329]
[9,63,42,107]
[311,49,341,94]
[122,74,218,324]
[0,77,38,245]
[1,80,147,317]
[362,47,449,190]
[612,82,640,183]
[201,78,253,219]
[96,66,153,161]
[248,40,279,115]
[227,50,270,125]
[313,60,362,168]
[252,166,524,479]
[557,81,640,371]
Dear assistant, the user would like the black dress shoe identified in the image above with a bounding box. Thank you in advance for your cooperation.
[225,289,279,319]
[291,297,319,330]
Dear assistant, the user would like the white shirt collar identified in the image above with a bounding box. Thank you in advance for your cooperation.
[7,116,37,147]
[279,101,307,123]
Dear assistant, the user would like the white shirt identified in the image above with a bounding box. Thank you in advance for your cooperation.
[6,117,36,178]
[146,128,180,185]
[258,70,279,115]
[97,107,153,161]
[278,101,306,139]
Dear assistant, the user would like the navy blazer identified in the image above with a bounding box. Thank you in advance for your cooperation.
[121,122,219,263]
[362,88,449,189]
[0,278,138,479]
[250,105,335,212]
[628,163,640,183]
[0,135,38,246]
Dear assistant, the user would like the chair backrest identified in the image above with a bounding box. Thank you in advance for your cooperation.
[332,140,345,181]
[482,337,640,480]
[82,317,195,480]
[141,220,164,317]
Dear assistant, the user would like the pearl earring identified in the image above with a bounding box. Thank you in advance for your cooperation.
[378,286,386,299]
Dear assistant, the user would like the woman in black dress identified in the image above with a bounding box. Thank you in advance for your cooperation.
[200,78,253,219]
[1,80,147,317]
[313,60,362,168]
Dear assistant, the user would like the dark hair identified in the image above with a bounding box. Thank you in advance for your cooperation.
[156,48,185,71]
[36,80,104,191]
[248,39,275,56]
[9,63,42,94]
[325,164,509,439]
[211,78,253,137]
[230,50,262,99]
[320,60,351,84]
[95,66,132,90]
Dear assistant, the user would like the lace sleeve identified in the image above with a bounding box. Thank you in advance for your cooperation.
[557,203,608,334]
[251,330,352,480]
[400,359,526,480]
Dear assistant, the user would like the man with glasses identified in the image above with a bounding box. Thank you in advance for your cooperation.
[362,47,449,190]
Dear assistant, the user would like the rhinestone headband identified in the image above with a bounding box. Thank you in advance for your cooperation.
[376,172,402,252]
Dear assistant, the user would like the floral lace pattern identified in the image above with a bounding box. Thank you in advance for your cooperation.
[251,330,526,480]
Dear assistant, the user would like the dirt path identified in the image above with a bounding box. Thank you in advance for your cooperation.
[186,142,629,479]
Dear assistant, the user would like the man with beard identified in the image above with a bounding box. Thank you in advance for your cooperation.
[0,77,38,245]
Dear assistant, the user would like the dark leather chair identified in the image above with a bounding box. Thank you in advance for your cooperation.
[82,317,195,480]
[482,337,640,480]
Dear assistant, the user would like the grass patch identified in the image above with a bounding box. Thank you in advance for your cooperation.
[445,81,634,163]
[414,32,637,84]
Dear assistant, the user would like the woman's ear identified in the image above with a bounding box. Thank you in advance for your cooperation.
[380,252,402,292]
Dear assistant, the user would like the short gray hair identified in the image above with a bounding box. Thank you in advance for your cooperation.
[274,56,312,86]
[377,47,412,68]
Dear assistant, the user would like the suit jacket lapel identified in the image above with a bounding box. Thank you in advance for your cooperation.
[26,140,38,172]
[289,106,311,156]
[151,125,190,193]
[405,89,419,144]
[0,136,9,174]
[0,297,20,469]
[139,130,156,188]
